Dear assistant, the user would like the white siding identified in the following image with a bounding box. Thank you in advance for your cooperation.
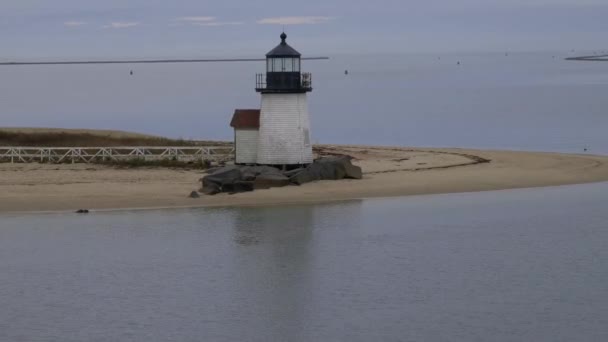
[235,129,259,164]
[257,93,313,165]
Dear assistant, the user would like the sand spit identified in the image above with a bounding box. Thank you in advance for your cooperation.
[0,145,607,213]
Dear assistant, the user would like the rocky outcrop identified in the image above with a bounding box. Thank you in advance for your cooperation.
[200,166,241,195]
[200,156,362,195]
[288,156,362,185]
[254,174,291,189]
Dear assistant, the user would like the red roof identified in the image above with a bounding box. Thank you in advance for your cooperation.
[230,109,260,129]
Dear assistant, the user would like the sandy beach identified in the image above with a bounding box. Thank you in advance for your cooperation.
[1,145,607,214]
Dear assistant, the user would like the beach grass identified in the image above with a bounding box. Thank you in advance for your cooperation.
[97,158,212,169]
[0,128,229,147]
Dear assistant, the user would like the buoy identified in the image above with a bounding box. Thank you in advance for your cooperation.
[344,70,349,75]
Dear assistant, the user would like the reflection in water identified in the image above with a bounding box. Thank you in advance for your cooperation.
[230,202,363,340]
[232,206,316,340]
[233,205,316,246]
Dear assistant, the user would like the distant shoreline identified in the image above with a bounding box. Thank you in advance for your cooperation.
[565,54,608,62]
[1,145,608,214]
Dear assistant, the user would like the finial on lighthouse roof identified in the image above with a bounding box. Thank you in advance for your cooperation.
[266,32,301,57]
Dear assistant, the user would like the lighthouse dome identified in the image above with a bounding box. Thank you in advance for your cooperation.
[266,33,301,57]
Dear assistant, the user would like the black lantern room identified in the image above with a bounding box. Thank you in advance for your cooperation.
[256,33,312,93]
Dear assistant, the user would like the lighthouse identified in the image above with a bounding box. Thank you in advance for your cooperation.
[254,33,313,166]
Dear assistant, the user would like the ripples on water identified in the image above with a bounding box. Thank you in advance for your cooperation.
[1,183,608,341]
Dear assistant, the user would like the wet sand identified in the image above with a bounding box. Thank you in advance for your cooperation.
[1,145,607,213]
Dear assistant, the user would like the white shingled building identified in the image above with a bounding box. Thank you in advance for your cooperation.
[231,33,313,167]
[230,109,260,165]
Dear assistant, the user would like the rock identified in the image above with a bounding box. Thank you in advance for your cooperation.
[250,165,284,175]
[241,165,283,181]
[201,166,242,194]
[199,158,361,194]
[223,181,254,193]
[254,174,290,189]
[343,163,363,179]
[208,165,242,178]
[289,169,316,185]
[289,156,362,184]
[200,182,221,195]
[240,170,257,181]
[316,155,362,179]
[283,168,305,177]
[188,191,200,198]
[76,209,89,214]
[309,159,346,180]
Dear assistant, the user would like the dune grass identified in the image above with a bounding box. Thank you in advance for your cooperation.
[98,158,213,170]
[0,128,229,147]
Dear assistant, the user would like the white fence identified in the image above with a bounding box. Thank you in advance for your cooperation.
[0,146,234,164]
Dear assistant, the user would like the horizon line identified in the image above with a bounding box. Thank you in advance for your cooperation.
[0,57,329,66]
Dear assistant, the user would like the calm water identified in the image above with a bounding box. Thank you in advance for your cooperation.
[1,183,608,341]
[1,52,607,154]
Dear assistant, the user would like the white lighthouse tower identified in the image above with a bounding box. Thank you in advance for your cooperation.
[255,33,313,166]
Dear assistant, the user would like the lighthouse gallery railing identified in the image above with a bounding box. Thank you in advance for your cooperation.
[256,72,312,91]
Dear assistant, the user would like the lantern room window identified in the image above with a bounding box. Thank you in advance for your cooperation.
[267,57,301,72]
[284,58,293,71]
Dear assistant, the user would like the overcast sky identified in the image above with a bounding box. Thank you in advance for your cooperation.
[1,0,607,59]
